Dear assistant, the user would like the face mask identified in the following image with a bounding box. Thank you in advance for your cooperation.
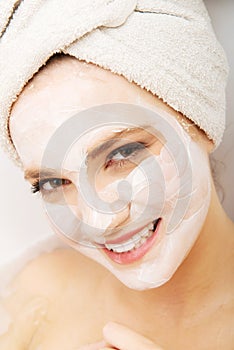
[40,103,211,290]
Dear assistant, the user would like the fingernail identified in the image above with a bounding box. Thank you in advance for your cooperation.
[78,340,106,350]
[103,321,119,335]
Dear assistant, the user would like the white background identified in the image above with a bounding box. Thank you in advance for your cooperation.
[0,0,233,265]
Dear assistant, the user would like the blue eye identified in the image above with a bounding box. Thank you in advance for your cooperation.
[31,178,71,194]
[105,142,146,168]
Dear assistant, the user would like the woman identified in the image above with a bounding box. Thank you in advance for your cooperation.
[0,1,233,349]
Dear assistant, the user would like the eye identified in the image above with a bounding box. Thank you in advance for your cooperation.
[105,142,146,169]
[41,178,71,191]
[31,178,71,194]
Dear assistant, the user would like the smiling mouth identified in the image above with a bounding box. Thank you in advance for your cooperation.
[102,218,162,264]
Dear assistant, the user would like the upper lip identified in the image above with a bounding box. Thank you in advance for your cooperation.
[99,220,154,246]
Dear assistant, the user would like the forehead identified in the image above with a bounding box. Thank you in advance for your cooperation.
[9,56,183,168]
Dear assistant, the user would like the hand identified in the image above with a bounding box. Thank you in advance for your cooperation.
[79,322,164,350]
[102,322,163,350]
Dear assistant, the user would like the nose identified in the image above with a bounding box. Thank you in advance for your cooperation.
[68,174,131,241]
[74,191,130,237]
[104,204,130,233]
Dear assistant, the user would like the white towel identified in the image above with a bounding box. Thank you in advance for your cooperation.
[0,0,229,167]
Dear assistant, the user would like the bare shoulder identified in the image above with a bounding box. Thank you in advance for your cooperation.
[6,248,105,298]
[0,248,107,322]
[0,248,107,349]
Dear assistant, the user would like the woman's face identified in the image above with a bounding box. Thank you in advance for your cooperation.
[10,56,212,290]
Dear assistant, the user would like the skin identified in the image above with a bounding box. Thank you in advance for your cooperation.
[0,55,233,349]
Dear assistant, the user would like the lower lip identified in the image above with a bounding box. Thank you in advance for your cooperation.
[102,219,162,265]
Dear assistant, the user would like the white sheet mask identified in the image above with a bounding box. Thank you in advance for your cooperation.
[41,104,211,290]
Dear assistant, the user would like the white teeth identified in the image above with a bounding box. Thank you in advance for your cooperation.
[131,232,141,244]
[148,230,153,238]
[105,221,156,253]
[105,240,135,253]
[148,223,154,230]
[134,241,142,249]
[119,241,135,253]
[140,237,147,245]
[140,227,150,237]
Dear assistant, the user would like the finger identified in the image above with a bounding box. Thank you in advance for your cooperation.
[103,322,163,350]
[78,340,108,350]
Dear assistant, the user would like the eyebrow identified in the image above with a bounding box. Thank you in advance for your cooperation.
[24,168,63,181]
[24,126,151,181]
[87,126,148,159]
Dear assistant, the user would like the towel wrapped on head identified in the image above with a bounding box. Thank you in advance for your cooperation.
[0,0,229,167]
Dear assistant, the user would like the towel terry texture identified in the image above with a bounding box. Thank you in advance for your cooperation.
[0,0,229,167]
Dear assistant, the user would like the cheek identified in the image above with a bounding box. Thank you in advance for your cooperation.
[40,184,78,206]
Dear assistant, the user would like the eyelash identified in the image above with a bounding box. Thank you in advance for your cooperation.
[31,181,40,194]
[104,142,146,169]
[30,141,146,194]
[31,178,71,195]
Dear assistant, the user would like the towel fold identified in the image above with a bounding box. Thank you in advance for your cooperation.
[0,0,229,167]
